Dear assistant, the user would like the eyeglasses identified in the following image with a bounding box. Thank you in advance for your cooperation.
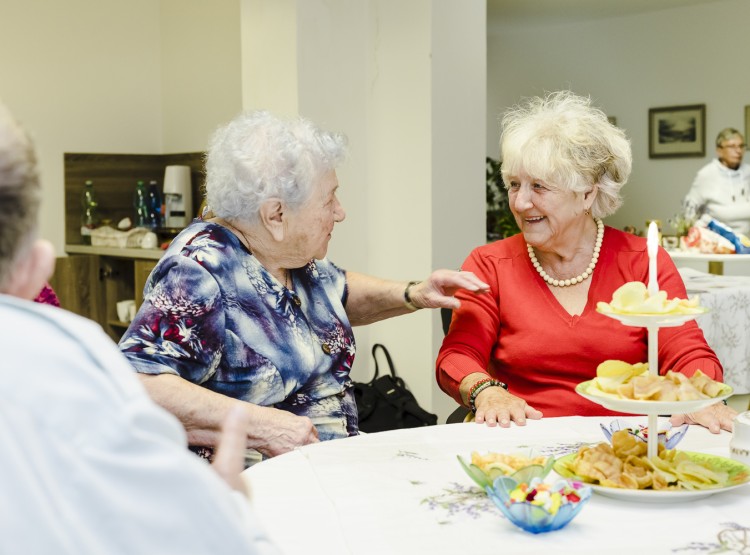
[720,143,745,150]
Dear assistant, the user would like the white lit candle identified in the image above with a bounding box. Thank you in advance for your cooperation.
[647,220,659,296]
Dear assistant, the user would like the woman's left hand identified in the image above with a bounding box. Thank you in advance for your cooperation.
[410,270,489,310]
[669,402,737,433]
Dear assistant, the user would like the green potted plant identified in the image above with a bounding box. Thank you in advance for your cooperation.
[486,157,519,242]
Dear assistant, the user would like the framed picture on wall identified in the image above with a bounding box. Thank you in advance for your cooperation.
[745,105,750,150]
[648,104,705,158]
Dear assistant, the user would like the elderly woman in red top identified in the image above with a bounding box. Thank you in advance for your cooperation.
[437,91,736,433]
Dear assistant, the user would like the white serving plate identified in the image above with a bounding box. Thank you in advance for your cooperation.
[576,380,732,415]
[596,307,708,328]
[555,451,750,503]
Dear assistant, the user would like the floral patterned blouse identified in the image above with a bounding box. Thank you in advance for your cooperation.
[119,221,358,443]
[34,283,60,307]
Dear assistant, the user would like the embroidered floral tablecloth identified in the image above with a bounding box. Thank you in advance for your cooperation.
[244,416,750,555]
[680,268,750,394]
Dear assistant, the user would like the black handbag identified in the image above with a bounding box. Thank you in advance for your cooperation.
[353,343,438,433]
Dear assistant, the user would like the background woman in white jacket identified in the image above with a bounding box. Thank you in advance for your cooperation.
[683,127,750,235]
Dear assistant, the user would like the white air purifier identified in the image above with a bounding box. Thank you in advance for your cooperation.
[163,165,193,228]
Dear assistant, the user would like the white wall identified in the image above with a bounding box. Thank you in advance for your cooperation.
[487,0,750,239]
[240,0,299,117]
[0,0,242,256]
[0,0,163,255]
[160,0,243,151]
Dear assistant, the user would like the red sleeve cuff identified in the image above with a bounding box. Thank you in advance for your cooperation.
[437,353,491,406]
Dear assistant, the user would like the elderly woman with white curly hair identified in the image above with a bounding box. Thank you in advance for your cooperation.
[120,110,488,461]
[437,90,736,434]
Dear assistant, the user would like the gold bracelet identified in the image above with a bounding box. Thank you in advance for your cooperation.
[404,280,422,311]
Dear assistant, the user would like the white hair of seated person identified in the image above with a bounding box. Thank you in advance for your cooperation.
[0,100,55,299]
[205,110,348,224]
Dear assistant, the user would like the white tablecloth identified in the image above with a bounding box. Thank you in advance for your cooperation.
[243,417,750,555]
[680,268,750,394]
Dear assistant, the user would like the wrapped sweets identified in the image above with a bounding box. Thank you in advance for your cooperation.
[507,478,586,515]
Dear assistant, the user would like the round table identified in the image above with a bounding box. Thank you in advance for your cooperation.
[242,417,750,554]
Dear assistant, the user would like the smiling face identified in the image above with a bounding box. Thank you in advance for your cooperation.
[286,169,346,261]
[506,171,595,252]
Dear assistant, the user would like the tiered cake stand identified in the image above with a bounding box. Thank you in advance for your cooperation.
[577,311,717,459]
[576,222,725,459]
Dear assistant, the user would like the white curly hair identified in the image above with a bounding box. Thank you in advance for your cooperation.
[205,110,348,223]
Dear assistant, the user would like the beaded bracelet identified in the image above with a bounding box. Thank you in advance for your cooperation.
[404,280,422,311]
[468,378,508,413]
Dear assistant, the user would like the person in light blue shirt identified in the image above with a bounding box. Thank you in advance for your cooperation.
[119,110,489,462]
[0,98,277,555]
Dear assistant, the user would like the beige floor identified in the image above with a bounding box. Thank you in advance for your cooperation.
[728,394,750,413]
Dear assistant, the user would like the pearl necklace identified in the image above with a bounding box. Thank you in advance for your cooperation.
[527,218,604,287]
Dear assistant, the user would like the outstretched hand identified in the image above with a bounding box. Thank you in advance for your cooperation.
[410,270,489,310]
[473,386,543,427]
[670,401,737,433]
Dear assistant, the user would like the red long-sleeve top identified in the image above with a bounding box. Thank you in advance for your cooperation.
[436,227,723,416]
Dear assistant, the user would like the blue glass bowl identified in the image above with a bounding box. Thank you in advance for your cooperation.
[485,476,591,534]
[600,418,688,450]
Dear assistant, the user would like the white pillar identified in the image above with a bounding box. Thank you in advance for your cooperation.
[240,0,299,116]
[429,1,487,419]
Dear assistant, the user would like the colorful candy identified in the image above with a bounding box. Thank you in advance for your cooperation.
[506,478,585,515]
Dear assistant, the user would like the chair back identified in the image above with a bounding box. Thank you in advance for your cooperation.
[440,307,452,335]
[441,307,471,423]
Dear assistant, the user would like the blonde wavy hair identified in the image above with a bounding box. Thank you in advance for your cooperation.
[500,90,631,218]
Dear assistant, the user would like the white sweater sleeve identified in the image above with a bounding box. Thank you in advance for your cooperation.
[0,297,280,555]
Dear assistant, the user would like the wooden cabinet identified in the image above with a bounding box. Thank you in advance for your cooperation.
[54,150,206,340]
[64,152,204,245]
[51,246,161,341]
[49,254,104,324]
